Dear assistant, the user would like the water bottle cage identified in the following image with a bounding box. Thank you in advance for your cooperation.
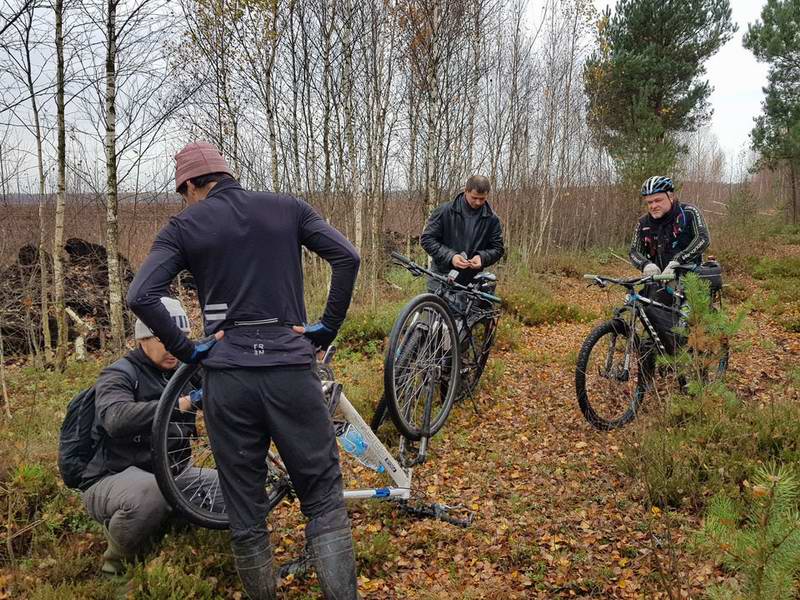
[333,419,348,436]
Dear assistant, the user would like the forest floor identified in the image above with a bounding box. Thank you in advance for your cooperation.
[1,228,799,599]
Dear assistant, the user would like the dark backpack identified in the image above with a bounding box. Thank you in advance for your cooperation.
[58,358,138,489]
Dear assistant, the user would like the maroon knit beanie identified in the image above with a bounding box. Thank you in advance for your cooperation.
[174,141,233,192]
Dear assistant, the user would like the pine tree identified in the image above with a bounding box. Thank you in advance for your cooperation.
[583,0,736,191]
[699,463,800,599]
[743,0,800,225]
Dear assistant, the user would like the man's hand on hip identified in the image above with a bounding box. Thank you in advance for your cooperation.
[185,331,224,364]
[294,321,337,352]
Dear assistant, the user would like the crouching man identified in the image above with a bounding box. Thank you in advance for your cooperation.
[80,296,222,575]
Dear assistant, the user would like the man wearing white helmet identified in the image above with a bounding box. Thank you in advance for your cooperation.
[81,297,222,576]
[630,175,710,279]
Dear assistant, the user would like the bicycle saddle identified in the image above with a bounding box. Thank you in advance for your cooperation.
[473,272,496,282]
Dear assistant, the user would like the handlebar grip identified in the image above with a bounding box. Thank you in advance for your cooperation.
[583,274,597,280]
[390,251,411,264]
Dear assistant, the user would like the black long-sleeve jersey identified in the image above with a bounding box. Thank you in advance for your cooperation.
[127,179,360,368]
[629,201,710,271]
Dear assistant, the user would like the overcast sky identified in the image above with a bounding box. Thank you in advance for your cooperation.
[527,0,769,164]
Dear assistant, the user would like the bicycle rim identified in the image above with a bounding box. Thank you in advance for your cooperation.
[459,317,497,399]
[575,320,650,430]
[384,295,460,441]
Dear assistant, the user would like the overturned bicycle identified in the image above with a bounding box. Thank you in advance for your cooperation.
[150,343,474,574]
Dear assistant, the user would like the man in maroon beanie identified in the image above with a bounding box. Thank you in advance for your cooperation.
[127,141,361,599]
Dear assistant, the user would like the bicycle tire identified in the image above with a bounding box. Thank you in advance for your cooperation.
[371,319,429,433]
[152,363,292,529]
[371,308,433,434]
[384,294,460,441]
[370,393,389,432]
[458,316,498,399]
[575,319,653,431]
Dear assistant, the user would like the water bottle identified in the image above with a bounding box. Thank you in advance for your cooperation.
[337,423,385,473]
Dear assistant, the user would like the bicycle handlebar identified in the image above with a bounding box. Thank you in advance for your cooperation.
[584,264,696,288]
[583,273,651,288]
[390,252,502,304]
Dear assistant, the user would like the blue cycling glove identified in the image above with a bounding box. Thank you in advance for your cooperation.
[189,389,203,410]
[303,321,337,350]
[185,335,218,364]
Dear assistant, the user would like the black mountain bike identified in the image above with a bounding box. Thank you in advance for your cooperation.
[576,264,728,431]
[370,252,502,440]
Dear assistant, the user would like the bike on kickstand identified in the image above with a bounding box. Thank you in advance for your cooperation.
[369,252,502,462]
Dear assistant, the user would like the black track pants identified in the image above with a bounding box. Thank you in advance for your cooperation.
[204,366,348,546]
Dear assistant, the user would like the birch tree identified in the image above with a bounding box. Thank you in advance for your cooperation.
[53,0,68,369]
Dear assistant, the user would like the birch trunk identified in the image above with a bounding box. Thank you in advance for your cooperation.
[342,0,362,254]
[105,0,125,352]
[20,10,53,362]
[53,0,68,369]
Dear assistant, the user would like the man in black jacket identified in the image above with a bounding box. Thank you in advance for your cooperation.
[420,175,505,291]
[630,175,710,278]
[82,297,220,576]
[127,141,361,600]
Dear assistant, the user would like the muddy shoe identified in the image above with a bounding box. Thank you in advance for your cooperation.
[101,552,125,576]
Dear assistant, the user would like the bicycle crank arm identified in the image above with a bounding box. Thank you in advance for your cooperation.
[276,547,312,579]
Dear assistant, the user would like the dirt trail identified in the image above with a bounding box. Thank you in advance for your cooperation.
[329,295,800,599]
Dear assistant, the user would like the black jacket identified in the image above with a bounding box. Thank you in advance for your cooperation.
[629,201,710,271]
[420,192,505,281]
[127,179,360,368]
[81,348,176,488]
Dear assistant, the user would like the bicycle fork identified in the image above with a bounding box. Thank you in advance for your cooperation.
[399,361,436,468]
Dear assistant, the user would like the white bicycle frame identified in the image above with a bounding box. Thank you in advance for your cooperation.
[321,379,412,501]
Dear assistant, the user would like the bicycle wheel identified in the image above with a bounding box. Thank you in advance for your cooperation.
[384,294,460,441]
[458,316,498,399]
[370,393,389,432]
[705,296,730,381]
[575,319,653,431]
[152,363,292,529]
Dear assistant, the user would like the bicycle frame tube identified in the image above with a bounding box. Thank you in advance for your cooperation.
[327,384,413,500]
[630,293,679,356]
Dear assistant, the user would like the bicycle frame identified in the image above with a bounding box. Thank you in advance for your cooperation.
[585,271,691,375]
[614,289,682,357]
[392,251,502,381]
[322,378,413,501]
[318,357,473,529]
